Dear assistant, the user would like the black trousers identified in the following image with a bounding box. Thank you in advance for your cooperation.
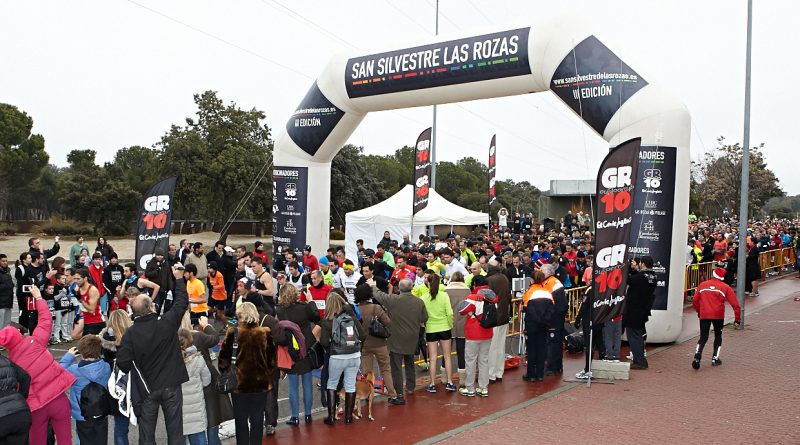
[389,352,416,396]
[546,319,566,372]
[76,417,109,445]
[581,323,607,371]
[525,331,548,379]
[153,290,173,314]
[454,337,466,369]
[264,367,280,427]
[133,385,183,445]
[0,409,32,445]
[232,392,267,445]
[697,319,724,358]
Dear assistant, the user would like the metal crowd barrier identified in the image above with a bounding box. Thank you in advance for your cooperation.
[759,247,796,276]
[412,250,798,364]
[684,247,797,292]
[507,247,798,338]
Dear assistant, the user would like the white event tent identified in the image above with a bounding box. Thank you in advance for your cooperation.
[344,185,489,261]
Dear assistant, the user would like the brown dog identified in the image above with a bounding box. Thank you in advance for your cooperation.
[338,371,376,421]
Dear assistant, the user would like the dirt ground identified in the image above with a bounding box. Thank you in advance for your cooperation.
[0,232,272,262]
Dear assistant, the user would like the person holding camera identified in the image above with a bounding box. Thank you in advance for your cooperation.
[28,236,60,262]
[276,285,320,426]
[0,285,76,445]
[115,265,189,445]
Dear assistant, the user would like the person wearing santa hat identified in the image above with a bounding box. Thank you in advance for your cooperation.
[691,267,741,369]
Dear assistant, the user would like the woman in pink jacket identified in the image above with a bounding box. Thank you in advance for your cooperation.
[0,285,76,445]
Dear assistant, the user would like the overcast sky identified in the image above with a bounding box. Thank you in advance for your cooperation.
[1,0,796,195]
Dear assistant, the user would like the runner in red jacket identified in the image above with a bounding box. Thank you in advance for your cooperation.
[691,268,741,369]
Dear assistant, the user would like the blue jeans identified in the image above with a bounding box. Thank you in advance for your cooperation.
[287,372,313,417]
[185,431,208,445]
[625,327,647,367]
[206,426,221,445]
[113,415,129,445]
[326,356,360,392]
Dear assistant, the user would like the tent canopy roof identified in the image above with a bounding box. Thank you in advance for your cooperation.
[345,184,488,227]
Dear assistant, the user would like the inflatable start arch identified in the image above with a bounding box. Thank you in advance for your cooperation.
[272,21,690,342]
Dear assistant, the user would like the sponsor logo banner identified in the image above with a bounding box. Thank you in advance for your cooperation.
[630,146,677,310]
[135,177,177,273]
[488,135,497,209]
[413,127,433,215]
[273,166,309,259]
[593,138,641,324]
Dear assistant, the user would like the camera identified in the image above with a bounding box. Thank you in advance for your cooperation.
[22,284,33,293]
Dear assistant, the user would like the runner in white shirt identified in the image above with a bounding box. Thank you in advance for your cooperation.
[333,259,361,304]
[441,248,467,282]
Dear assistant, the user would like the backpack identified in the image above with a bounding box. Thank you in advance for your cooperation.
[80,381,112,420]
[565,331,584,354]
[331,312,361,355]
[478,300,498,329]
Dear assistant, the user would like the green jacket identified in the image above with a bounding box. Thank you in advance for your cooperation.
[419,287,453,334]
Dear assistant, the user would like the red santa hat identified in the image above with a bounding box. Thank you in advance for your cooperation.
[712,268,726,280]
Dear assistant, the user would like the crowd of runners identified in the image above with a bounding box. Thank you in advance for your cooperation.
[0,210,798,445]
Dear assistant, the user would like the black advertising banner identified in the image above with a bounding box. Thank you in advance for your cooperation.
[592,138,640,324]
[273,166,309,259]
[550,36,648,135]
[629,146,677,311]
[346,28,531,98]
[286,82,346,157]
[413,127,433,215]
[135,176,177,273]
[488,135,497,209]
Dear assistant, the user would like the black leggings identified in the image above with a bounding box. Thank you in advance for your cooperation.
[697,319,724,358]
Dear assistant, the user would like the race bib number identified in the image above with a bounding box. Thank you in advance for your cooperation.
[313,300,326,311]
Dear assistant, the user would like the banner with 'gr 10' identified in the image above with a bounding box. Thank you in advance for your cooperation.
[136,176,177,273]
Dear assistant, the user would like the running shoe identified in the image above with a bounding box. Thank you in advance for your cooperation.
[711,357,722,366]
[458,387,475,397]
[575,370,592,379]
[444,382,457,392]
[426,384,437,393]
[476,387,488,397]
[692,353,701,370]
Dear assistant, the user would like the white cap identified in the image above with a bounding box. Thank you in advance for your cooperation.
[224,246,235,253]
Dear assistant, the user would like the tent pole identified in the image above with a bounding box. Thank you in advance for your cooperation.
[411,214,415,248]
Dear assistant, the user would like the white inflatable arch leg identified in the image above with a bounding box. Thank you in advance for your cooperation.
[273,21,690,342]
